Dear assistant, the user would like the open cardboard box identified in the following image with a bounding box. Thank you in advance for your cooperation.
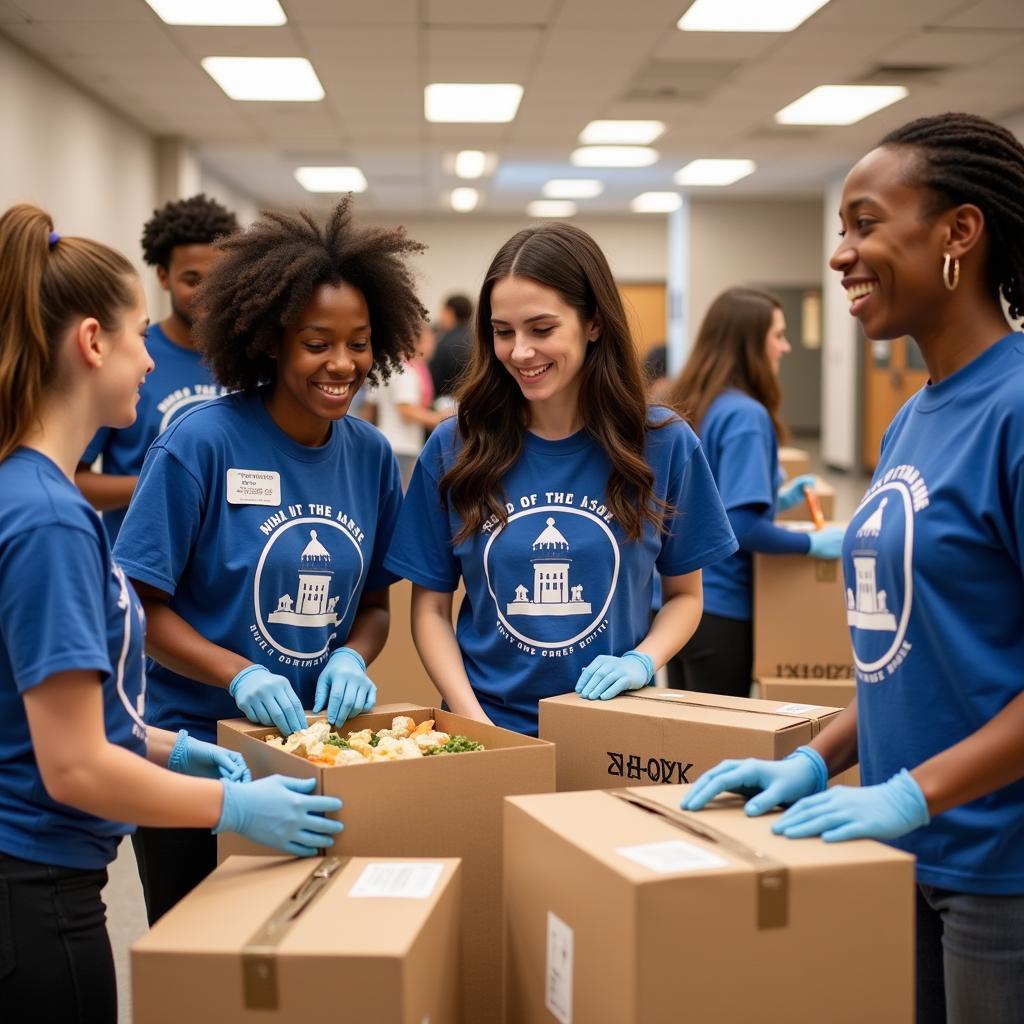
[133,854,461,1023]
[777,478,836,523]
[217,704,555,1023]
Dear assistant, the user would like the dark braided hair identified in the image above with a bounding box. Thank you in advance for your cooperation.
[196,196,426,392]
[880,113,1024,321]
[140,193,238,268]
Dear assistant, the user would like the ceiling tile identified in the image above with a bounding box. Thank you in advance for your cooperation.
[425,58,534,82]
[44,19,180,57]
[654,30,782,62]
[808,0,965,29]
[169,26,304,58]
[425,27,543,59]
[879,28,1024,65]
[425,0,557,24]
[937,0,1024,30]
[300,25,417,64]
[9,0,151,20]
[276,0,417,24]
[1,20,73,54]
[556,0,687,27]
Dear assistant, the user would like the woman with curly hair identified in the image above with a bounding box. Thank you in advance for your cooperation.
[114,197,425,922]
[384,223,736,736]
[76,194,238,542]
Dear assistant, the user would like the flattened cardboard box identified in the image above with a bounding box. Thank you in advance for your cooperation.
[776,479,836,523]
[218,705,555,1024]
[539,689,841,793]
[133,855,461,1024]
[504,787,914,1024]
[754,521,853,682]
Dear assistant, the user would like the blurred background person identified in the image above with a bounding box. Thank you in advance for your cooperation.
[429,293,473,403]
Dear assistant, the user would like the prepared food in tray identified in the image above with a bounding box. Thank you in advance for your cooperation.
[264,716,485,765]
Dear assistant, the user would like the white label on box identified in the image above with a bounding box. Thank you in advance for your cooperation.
[774,702,821,715]
[616,839,728,875]
[545,911,573,1024]
[226,468,281,506]
[348,862,444,899]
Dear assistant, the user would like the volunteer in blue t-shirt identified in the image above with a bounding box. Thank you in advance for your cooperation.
[114,197,426,925]
[684,113,1024,1022]
[0,206,341,1023]
[665,287,845,696]
[385,223,737,737]
[75,194,238,543]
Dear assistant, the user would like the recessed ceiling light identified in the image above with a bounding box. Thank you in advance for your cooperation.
[673,159,756,186]
[294,167,367,193]
[145,0,286,25]
[571,146,659,168]
[775,84,908,125]
[425,84,523,123]
[630,192,684,213]
[527,200,577,218]
[578,120,665,145]
[450,187,480,212]
[453,150,492,179]
[678,0,832,32]
[202,57,324,102]
[541,179,604,199]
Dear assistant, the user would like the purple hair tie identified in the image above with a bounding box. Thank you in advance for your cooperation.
[48,230,60,248]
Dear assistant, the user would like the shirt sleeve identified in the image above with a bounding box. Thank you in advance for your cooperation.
[112,444,205,595]
[81,427,111,467]
[383,436,461,591]
[391,365,422,407]
[0,524,111,691]
[713,428,776,513]
[364,450,403,591]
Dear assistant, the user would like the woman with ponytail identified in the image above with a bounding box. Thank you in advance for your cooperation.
[0,205,341,1021]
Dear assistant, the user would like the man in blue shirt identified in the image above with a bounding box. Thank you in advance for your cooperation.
[75,194,238,542]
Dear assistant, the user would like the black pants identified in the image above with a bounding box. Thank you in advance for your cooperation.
[667,611,753,698]
[0,851,116,1023]
[132,826,216,926]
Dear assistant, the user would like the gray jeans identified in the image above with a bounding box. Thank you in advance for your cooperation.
[917,884,1024,1023]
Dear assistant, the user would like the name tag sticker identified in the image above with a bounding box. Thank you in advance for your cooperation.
[226,469,281,506]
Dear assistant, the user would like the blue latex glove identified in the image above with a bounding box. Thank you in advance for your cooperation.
[312,647,377,725]
[807,525,845,560]
[777,473,817,512]
[682,746,828,814]
[575,650,654,700]
[214,774,343,857]
[229,664,306,737]
[167,729,251,782]
[773,769,930,842]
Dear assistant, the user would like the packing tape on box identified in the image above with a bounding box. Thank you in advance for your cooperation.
[607,789,788,929]
[623,690,829,737]
[241,856,350,1009]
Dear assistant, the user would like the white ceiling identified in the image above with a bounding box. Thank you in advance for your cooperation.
[3,0,1024,214]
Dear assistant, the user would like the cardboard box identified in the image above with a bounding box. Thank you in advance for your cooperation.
[370,577,443,708]
[777,478,836,523]
[504,787,914,1024]
[133,854,461,1023]
[218,706,555,1023]
[539,690,841,793]
[778,445,811,480]
[753,521,853,682]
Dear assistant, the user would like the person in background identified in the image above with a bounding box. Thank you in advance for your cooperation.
[643,342,672,402]
[75,194,238,543]
[385,223,736,736]
[113,198,424,924]
[0,205,341,1023]
[429,292,473,400]
[665,287,844,697]
[684,112,1024,1024]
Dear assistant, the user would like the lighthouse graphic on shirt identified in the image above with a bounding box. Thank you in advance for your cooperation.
[268,529,342,628]
[506,517,592,616]
[846,498,897,632]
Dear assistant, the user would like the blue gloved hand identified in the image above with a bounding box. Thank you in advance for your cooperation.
[167,729,251,782]
[229,664,307,737]
[312,647,377,725]
[214,774,343,857]
[575,650,654,700]
[772,769,930,842]
[777,474,816,512]
[807,525,845,560]
[681,746,828,814]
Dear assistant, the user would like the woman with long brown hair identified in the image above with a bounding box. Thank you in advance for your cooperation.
[384,223,736,735]
[666,287,844,697]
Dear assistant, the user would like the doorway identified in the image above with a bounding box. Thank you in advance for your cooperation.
[861,337,929,471]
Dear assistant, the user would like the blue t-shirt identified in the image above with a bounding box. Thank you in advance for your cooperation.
[113,392,402,743]
[698,390,780,620]
[845,332,1024,895]
[82,323,230,544]
[384,409,737,735]
[0,449,146,869]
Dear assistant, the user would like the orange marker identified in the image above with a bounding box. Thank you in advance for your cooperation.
[804,486,826,531]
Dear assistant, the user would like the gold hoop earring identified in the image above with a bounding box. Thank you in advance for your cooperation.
[943,253,960,291]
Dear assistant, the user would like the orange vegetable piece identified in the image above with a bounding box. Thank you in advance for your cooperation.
[410,719,436,737]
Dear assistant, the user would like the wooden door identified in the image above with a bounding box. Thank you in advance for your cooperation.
[862,336,929,471]
[618,282,666,356]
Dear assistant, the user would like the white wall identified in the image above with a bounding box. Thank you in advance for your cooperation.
[0,32,162,315]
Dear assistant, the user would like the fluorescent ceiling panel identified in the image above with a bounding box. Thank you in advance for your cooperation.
[578,120,665,145]
[454,150,490,178]
[570,146,659,168]
[542,179,604,199]
[450,187,480,212]
[202,57,324,101]
[775,85,908,125]
[527,200,577,217]
[294,167,367,193]
[425,84,524,123]
[630,192,683,213]
[673,158,756,186]
[145,0,287,25]
[678,0,832,32]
